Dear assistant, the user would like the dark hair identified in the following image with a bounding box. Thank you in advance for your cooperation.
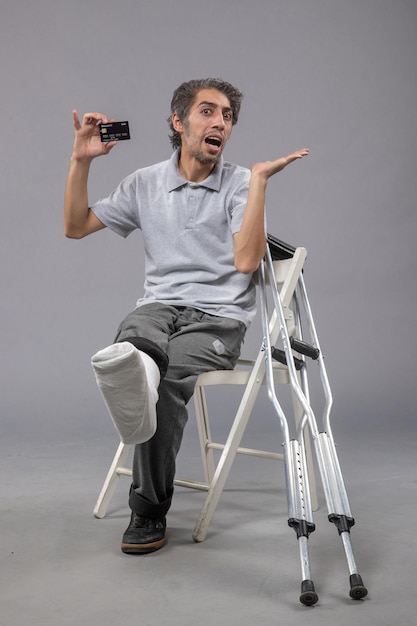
[167,78,244,149]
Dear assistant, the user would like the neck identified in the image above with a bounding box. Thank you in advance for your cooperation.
[178,151,216,183]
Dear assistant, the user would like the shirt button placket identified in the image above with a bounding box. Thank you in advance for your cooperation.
[186,183,198,229]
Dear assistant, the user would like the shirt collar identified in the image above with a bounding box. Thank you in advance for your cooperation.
[167,149,223,192]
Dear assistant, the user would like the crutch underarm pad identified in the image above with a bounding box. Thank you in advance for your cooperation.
[267,233,296,260]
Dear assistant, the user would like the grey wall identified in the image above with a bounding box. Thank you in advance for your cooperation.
[1,0,416,441]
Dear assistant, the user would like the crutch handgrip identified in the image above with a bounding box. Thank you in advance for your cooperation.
[271,347,304,370]
[290,337,320,360]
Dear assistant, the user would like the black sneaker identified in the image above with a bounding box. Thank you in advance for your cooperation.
[121,512,167,554]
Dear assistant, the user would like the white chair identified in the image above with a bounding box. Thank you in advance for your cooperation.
[93,245,318,526]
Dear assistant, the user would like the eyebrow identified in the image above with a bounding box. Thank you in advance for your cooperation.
[197,100,233,113]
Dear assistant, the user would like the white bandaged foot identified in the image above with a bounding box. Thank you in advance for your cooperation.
[91,342,160,444]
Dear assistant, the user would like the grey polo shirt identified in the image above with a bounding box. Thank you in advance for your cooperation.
[91,150,257,327]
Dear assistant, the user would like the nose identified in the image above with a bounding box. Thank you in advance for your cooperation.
[212,110,225,129]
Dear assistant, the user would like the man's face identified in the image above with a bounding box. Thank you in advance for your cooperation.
[175,88,234,165]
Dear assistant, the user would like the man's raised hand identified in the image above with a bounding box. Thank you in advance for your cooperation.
[71,110,118,162]
[251,148,309,181]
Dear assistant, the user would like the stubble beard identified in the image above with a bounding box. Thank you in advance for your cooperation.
[183,121,220,165]
[191,149,218,165]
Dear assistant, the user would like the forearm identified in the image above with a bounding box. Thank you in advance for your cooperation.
[234,173,267,274]
[234,147,309,273]
[64,156,99,238]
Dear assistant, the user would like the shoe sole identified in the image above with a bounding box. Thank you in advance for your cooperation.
[121,536,167,554]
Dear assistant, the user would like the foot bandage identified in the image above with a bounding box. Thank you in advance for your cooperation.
[91,342,160,444]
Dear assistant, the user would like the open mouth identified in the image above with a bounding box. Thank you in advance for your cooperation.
[205,136,222,148]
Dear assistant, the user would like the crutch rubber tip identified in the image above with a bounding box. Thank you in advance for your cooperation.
[300,579,318,606]
[349,574,368,600]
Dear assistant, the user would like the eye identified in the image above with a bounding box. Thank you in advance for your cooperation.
[223,111,233,121]
[202,108,212,115]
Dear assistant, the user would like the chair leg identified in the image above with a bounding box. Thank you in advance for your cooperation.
[192,363,264,542]
[193,385,216,484]
[93,442,132,518]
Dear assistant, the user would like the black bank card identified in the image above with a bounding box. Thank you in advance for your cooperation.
[99,121,130,142]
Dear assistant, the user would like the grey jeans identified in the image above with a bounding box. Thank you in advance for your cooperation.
[114,303,247,519]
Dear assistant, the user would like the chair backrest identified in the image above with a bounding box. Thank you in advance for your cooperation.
[265,247,307,345]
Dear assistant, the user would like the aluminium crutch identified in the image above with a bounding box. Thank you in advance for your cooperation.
[260,235,368,606]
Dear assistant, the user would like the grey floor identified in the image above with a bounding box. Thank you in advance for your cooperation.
[1,411,415,626]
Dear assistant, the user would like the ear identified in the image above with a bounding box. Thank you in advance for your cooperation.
[172,113,184,133]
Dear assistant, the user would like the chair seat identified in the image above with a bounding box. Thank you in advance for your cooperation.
[195,359,290,387]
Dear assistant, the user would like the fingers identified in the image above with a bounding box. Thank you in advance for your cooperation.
[86,113,109,125]
[291,147,309,159]
[104,141,118,153]
[270,148,309,169]
[72,109,81,131]
[281,148,309,167]
[251,147,310,180]
[72,110,109,132]
[73,109,119,129]
[79,112,110,127]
